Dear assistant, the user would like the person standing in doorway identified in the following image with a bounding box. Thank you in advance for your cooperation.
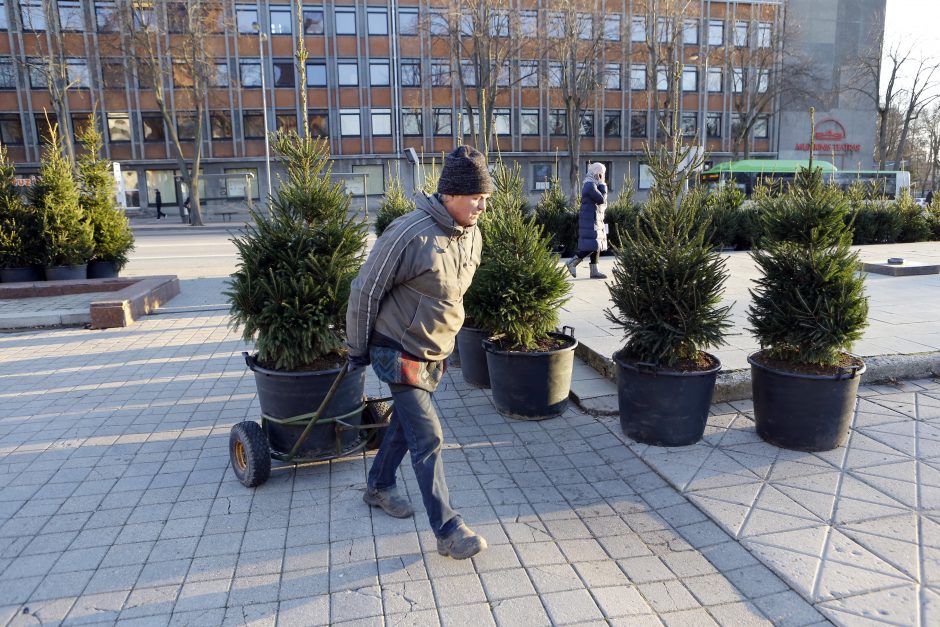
[566,162,609,279]
[346,145,492,560]
[155,189,165,219]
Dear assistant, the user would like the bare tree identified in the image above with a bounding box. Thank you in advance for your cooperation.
[549,1,611,193]
[632,0,695,144]
[891,56,940,170]
[923,104,940,191]
[19,0,85,163]
[432,0,532,150]
[113,0,224,226]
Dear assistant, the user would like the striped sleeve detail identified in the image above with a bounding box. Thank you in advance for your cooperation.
[346,213,435,356]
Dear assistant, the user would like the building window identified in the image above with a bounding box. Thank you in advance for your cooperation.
[683,19,698,45]
[371,109,391,136]
[605,64,621,90]
[631,17,645,42]
[519,11,537,37]
[122,171,140,208]
[67,60,89,88]
[402,110,422,136]
[432,109,451,135]
[304,10,324,34]
[367,8,387,35]
[461,110,478,135]
[532,163,554,190]
[353,164,385,196]
[142,114,165,141]
[757,22,772,48]
[639,163,653,190]
[604,112,621,137]
[0,115,23,144]
[307,62,326,87]
[753,115,769,139]
[340,109,360,136]
[520,61,539,88]
[335,8,356,35]
[547,62,562,88]
[20,1,46,31]
[732,68,745,93]
[460,60,476,87]
[235,5,258,34]
[496,63,510,87]
[211,112,232,139]
[549,110,566,135]
[0,60,16,89]
[272,60,294,88]
[27,60,45,89]
[493,109,510,136]
[576,13,592,40]
[369,60,390,86]
[58,1,84,31]
[520,109,539,135]
[177,113,198,141]
[0,2,6,31]
[706,112,721,138]
[398,8,418,35]
[680,113,697,137]
[276,112,297,133]
[166,2,188,33]
[211,62,230,88]
[430,60,450,87]
[604,15,621,41]
[579,111,594,137]
[239,61,261,87]
[707,67,722,92]
[682,66,697,92]
[630,65,646,90]
[243,112,266,139]
[270,7,292,35]
[547,12,564,38]
[101,60,125,89]
[734,21,748,47]
[95,2,118,32]
[337,60,359,86]
[708,20,723,46]
[145,170,178,205]
[401,59,421,87]
[730,113,744,138]
[656,17,671,43]
[107,113,131,142]
[630,112,647,138]
[656,66,668,91]
[308,111,328,137]
[35,113,57,144]
[224,168,259,199]
[757,70,769,93]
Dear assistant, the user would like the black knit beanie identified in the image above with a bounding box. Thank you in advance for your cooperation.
[437,145,494,196]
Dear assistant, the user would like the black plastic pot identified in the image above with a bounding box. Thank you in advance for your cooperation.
[45,264,88,281]
[245,353,365,457]
[483,332,577,420]
[87,260,119,279]
[456,325,490,388]
[749,352,865,452]
[615,353,721,447]
[0,266,42,283]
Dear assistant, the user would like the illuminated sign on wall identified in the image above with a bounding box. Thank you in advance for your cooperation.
[795,117,860,153]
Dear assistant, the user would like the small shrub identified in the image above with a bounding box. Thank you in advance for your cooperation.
[893,189,931,243]
[703,184,746,249]
[530,177,577,255]
[605,176,641,250]
[0,144,44,268]
[374,172,415,236]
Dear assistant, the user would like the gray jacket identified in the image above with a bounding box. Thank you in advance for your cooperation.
[346,192,482,362]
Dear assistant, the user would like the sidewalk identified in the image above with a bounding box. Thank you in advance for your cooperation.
[0,245,938,625]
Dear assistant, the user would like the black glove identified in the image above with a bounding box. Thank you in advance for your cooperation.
[347,353,370,370]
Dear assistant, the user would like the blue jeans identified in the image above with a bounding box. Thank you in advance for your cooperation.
[367,384,462,537]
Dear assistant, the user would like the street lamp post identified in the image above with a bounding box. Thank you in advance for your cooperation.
[253,22,272,203]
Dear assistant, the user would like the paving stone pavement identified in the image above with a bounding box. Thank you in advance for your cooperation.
[0,293,831,626]
[0,293,104,328]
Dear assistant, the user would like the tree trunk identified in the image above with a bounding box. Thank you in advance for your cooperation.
[566,100,581,196]
[877,107,890,170]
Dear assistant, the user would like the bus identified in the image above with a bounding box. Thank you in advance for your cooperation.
[698,160,911,199]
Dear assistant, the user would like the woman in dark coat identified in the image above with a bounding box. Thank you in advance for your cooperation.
[565,162,608,279]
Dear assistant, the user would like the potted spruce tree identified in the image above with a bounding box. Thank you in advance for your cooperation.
[747,116,868,451]
[77,121,135,278]
[30,124,94,280]
[469,162,574,419]
[459,161,527,388]
[226,130,368,472]
[605,118,732,446]
[0,145,44,282]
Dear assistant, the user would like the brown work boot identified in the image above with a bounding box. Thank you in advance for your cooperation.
[437,523,488,560]
[363,487,414,518]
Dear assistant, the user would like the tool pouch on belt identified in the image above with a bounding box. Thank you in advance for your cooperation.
[369,345,447,393]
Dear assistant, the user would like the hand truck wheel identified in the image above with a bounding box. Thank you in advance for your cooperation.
[230,421,272,488]
[363,400,393,450]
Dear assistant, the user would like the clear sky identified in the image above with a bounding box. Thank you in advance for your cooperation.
[883,0,940,69]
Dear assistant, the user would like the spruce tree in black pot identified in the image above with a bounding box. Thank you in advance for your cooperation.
[470,163,574,419]
[605,112,732,447]
[227,130,368,464]
[747,115,869,451]
[0,145,44,282]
